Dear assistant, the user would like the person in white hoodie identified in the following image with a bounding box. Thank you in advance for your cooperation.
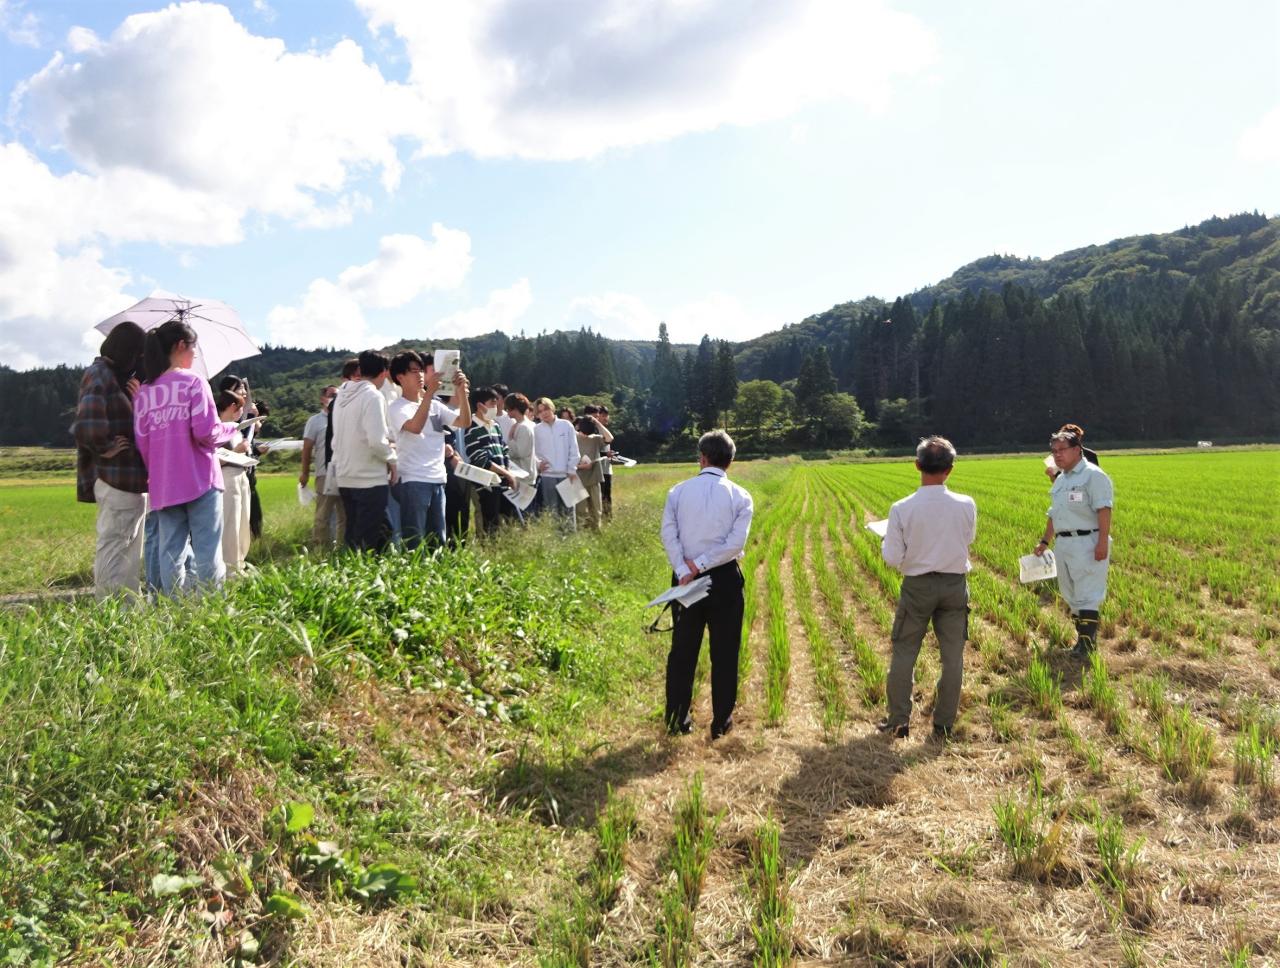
[332,350,397,551]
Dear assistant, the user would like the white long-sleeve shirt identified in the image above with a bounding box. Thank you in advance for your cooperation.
[661,467,754,579]
[533,417,580,477]
[881,484,976,576]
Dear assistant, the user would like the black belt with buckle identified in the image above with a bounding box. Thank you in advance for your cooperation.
[1056,529,1098,537]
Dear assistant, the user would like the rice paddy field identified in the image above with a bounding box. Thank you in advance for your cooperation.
[1,447,1278,966]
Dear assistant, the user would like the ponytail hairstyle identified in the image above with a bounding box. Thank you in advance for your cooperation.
[142,318,197,383]
[99,320,146,382]
[215,374,245,414]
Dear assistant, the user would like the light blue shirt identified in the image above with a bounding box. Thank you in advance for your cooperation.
[661,467,754,579]
[1048,456,1113,532]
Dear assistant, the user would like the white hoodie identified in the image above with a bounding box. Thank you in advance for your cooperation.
[332,379,396,488]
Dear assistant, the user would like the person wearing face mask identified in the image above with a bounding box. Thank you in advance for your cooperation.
[464,386,521,535]
[386,350,471,549]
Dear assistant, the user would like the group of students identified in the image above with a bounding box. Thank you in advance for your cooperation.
[297,348,620,554]
[75,325,625,599]
[74,318,264,599]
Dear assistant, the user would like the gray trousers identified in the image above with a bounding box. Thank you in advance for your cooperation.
[885,572,969,729]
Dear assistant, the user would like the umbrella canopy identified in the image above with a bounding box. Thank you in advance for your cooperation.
[95,289,259,383]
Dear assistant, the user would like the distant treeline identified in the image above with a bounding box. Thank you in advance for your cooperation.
[4,213,1276,453]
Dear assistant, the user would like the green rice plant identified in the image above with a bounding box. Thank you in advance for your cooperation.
[764,550,791,727]
[1232,723,1276,794]
[1154,705,1216,797]
[1092,813,1149,924]
[1131,673,1170,720]
[1058,714,1106,778]
[592,789,639,913]
[987,694,1020,743]
[747,817,795,967]
[1082,652,1130,736]
[1023,655,1062,718]
[654,772,721,967]
[810,519,885,709]
[793,526,850,737]
[992,772,1066,882]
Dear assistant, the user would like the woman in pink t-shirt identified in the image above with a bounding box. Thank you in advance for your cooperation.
[133,320,243,594]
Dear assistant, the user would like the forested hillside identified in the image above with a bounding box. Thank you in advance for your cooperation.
[3,213,1276,450]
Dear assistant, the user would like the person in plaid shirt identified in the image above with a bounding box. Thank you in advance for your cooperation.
[73,321,149,599]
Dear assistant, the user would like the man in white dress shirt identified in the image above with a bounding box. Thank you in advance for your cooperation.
[532,397,584,529]
[660,430,754,739]
[878,436,977,741]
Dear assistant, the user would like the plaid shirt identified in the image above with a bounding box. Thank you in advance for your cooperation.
[72,358,148,501]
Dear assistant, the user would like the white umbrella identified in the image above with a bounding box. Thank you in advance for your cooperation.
[95,289,260,383]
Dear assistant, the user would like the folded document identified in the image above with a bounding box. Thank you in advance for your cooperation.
[646,575,712,609]
[1018,550,1057,583]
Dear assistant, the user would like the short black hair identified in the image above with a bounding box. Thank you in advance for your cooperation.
[915,436,956,474]
[699,430,735,469]
[358,350,390,378]
[341,358,360,379]
[389,350,424,383]
[470,386,499,409]
[504,392,530,414]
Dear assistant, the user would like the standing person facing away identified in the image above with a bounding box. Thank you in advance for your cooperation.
[73,320,149,599]
[1034,428,1113,658]
[660,430,754,740]
[878,436,977,741]
[133,319,243,594]
[331,350,398,552]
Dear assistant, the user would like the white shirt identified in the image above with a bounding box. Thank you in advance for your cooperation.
[303,410,328,476]
[507,416,538,481]
[388,396,458,484]
[533,417,580,477]
[661,467,754,579]
[881,484,977,576]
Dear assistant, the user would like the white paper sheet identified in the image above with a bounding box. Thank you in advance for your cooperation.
[297,483,316,506]
[216,447,259,469]
[454,462,501,488]
[503,482,538,512]
[506,464,530,480]
[865,518,889,538]
[556,476,589,507]
[434,349,460,396]
[1019,550,1057,583]
[262,438,303,452]
[646,575,712,609]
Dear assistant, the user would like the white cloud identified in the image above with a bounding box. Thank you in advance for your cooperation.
[19,2,414,222]
[357,0,936,159]
[1239,106,1280,164]
[266,279,369,352]
[567,290,772,344]
[266,227,475,348]
[251,0,276,23]
[0,0,39,47]
[66,26,100,53]
[338,226,473,309]
[428,279,533,339]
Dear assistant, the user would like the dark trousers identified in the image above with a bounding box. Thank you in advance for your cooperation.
[886,572,968,729]
[475,487,521,536]
[600,475,612,519]
[444,475,471,545]
[340,485,390,553]
[665,561,744,734]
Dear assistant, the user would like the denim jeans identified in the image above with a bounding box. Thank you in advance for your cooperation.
[394,480,447,549]
[340,485,391,552]
[537,476,577,530]
[155,486,224,595]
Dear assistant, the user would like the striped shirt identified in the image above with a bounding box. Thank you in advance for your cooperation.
[464,418,510,482]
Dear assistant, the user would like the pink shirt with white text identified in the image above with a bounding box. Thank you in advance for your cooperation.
[134,370,239,510]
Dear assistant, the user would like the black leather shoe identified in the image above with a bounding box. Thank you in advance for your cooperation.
[876,720,909,739]
[666,720,693,736]
[932,724,953,741]
[710,720,734,741]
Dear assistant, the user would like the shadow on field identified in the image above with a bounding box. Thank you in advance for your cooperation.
[486,737,678,830]
[773,730,942,870]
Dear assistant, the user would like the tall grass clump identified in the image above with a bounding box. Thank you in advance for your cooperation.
[747,817,794,968]
[1154,706,1216,799]
[1023,655,1062,718]
[1082,652,1130,736]
[1092,813,1153,926]
[992,773,1066,882]
[1233,724,1276,794]
[654,773,721,967]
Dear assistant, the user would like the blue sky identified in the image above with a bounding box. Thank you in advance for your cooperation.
[1,0,1277,369]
